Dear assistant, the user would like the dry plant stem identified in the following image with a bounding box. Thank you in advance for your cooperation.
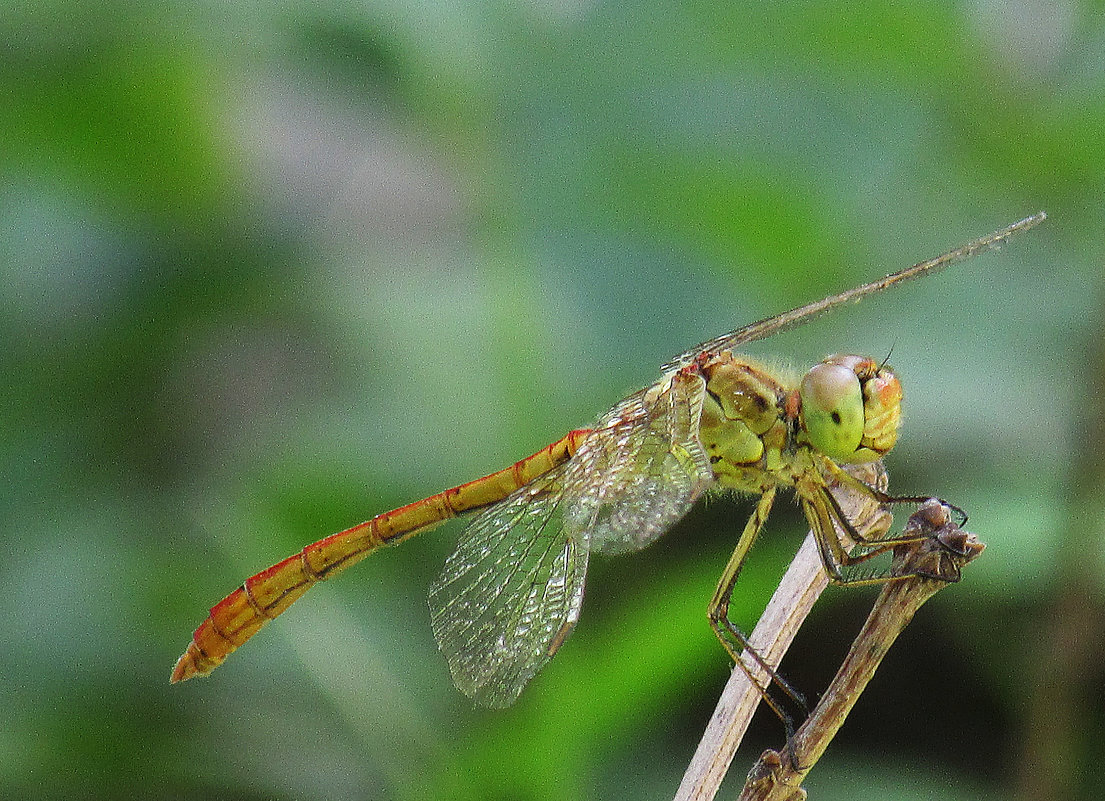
[675,465,891,801]
[739,503,984,801]
[741,579,944,801]
[673,533,830,801]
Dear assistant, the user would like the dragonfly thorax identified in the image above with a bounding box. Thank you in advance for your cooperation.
[696,353,902,493]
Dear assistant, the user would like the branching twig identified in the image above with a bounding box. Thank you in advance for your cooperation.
[674,465,892,801]
[673,531,829,801]
[739,500,984,801]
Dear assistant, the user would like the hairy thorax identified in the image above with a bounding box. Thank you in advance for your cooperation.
[694,352,902,495]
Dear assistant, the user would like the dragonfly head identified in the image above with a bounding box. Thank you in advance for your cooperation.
[798,354,902,463]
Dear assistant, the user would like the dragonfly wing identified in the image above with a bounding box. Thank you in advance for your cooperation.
[577,369,715,555]
[662,214,1048,370]
[428,461,587,708]
[428,370,713,706]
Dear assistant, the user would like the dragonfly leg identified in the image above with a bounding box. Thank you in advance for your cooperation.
[707,487,809,722]
[800,494,849,583]
[820,459,968,536]
[805,483,955,588]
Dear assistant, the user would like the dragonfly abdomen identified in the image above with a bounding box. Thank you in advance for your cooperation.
[170,428,592,683]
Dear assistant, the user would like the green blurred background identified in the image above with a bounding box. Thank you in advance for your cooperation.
[2,1,1100,799]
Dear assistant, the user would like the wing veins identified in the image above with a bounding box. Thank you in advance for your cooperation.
[663,212,1047,369]
[442,493,569,659]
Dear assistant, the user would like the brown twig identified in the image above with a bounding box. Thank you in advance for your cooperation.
[673,531,829,801]
[674,465,892,801]
[739,500,985,801]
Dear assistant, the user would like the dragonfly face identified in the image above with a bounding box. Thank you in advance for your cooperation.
[799,354,902,463]
[697,352,902,496]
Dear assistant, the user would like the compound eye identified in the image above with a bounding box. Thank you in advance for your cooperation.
[800,363,865,461]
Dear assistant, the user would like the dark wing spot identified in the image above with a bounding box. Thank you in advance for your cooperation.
[830,411,842,425]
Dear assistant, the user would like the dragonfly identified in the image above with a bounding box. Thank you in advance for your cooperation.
[172,212,1045,712]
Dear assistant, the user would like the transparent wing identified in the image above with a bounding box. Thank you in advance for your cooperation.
[576,368,715,555]
[428,369,715,707]
[662,214,1046,370]
[428,462,586,708]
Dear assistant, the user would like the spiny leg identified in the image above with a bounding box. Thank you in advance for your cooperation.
[821,459,967,537]
[707,487,808,729]
[804,481,949,589]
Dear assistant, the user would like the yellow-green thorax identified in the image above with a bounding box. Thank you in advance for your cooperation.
[695,352,903,494]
